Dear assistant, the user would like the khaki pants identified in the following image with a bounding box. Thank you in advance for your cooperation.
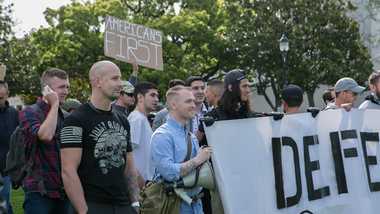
[210,188,224,214]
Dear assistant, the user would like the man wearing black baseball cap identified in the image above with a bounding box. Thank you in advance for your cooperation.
[281,84,304,114]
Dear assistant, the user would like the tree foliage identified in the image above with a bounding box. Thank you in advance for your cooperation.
[0,0,13,69]
[4,0,374,109]
[225,0,372,110]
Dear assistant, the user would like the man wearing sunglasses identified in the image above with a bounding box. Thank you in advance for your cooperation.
[113,80,135,118]
[324,77,365,111]
[112,63,139,118]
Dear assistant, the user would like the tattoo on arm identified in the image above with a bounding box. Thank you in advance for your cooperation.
[125,165,140,202]
[180,159,197,177]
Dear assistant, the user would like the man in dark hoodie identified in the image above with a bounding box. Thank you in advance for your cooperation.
[0,81,19,214]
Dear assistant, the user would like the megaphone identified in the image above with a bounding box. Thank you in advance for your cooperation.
[176,162,215,190]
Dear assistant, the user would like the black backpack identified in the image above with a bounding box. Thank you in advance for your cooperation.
[4,104,44,189]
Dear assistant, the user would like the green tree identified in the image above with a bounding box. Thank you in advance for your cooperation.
[8,0,373,109]
[6,36,40,103]
[225,0,373,110]
[0,0,13,73]
[8,0,231,101]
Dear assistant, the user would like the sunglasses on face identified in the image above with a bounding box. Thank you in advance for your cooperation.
[123,92,134,97]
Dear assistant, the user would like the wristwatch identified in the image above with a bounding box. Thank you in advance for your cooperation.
[131,201,140,208]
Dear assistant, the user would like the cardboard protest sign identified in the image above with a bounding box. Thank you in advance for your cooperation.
[104,16,163,70]
[205,109,380,214]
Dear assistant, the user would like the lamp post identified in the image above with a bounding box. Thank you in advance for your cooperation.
[279,33,289,87]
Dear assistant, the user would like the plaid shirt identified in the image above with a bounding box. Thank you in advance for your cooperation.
[19,98,65,199]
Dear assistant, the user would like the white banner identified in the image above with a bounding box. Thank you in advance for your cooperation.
[204,109,380,214]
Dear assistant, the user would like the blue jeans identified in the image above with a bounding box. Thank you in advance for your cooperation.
[0,176,13,214]
[23,192,72,214]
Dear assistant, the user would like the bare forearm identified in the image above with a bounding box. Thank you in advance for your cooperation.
[38,103,59,141]
[62,170,87,214]
[125,167,140,202]
[137,173,145,189]
[180,159,199,177]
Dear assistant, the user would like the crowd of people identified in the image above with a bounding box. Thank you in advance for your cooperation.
[0,60,380,214]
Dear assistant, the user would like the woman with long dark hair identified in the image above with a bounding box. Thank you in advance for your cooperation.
[209,69,255,120]
[195,69,257,214]
[198,69,257,141]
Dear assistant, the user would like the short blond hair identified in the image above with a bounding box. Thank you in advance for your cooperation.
[166,85,192,110]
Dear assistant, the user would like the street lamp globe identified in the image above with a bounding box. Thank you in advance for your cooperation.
[279,34,289,52]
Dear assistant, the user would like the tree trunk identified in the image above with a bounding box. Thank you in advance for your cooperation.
[307,90,315,107]
[256,72,277,111]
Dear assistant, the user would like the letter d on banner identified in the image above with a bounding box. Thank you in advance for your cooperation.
[272,137,302,209]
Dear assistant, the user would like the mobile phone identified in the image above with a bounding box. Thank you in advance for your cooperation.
[42,85,52,96]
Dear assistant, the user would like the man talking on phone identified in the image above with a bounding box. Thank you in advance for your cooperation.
[19,68,71,214]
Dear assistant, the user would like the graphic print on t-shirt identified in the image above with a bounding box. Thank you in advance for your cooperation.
[89,120,128,174]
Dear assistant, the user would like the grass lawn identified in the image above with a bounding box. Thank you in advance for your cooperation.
[11,189,24,214]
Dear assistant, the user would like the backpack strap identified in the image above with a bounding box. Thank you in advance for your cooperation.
[30,104,46,122]
[182,130,201,189]
[183,130,192,162]
[183,129,205,189]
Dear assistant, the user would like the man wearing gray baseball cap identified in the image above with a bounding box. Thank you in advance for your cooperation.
[324,77,365,111]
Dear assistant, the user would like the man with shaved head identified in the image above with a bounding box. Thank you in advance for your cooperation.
[60,61,140,214]
[151,85,212,214]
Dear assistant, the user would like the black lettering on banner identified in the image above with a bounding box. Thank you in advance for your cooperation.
[272,137,285,209]
[300,210,313,214]
[360,132,380,192]
[303,135,330,201]
[330,131,348,194]
[341,130,359,158]
[272,137,302,209]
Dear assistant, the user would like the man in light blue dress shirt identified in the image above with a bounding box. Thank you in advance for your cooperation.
[151,86,212,214]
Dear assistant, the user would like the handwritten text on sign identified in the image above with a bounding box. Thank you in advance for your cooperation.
[104,16,163,70]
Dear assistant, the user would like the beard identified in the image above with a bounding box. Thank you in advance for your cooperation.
[105,91,120,101]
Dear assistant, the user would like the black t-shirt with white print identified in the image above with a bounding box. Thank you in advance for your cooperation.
[60,102,133,205]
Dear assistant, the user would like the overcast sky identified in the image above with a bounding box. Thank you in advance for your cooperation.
[6,0,72,37]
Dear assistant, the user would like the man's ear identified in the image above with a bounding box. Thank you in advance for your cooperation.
[167,100,176,111]
[137,93,144,102]
[94,76,102,88]
[282,101,288,113]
